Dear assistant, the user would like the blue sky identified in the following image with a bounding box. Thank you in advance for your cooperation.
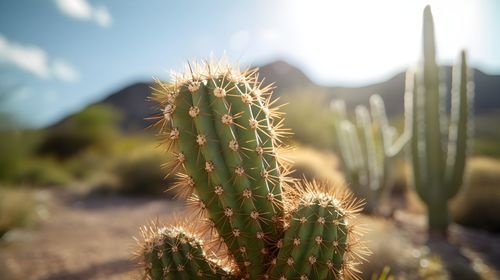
[0,0,499,128]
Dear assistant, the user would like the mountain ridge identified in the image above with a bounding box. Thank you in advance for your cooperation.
[56,60,500,132]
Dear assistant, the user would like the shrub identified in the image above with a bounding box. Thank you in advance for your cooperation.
[450,157,500,232]
[14,158,72,187]
[0,131,40,183]
[112,147,174,196]
[37,105,122,159]
[281,90,336,149]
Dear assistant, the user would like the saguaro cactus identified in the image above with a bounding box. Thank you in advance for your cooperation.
[138,59,367,279]
[331,95,408,213]
[407,6,473,236]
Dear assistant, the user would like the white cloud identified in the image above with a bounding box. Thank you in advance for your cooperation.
[0,34,80,82]
[0,35,51,79]
[54,0,113,27]
[93,6,112,28]
[52,59,80,82]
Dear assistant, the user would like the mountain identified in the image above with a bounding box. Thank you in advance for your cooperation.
[100,82,153,131]
[73,61,500,132]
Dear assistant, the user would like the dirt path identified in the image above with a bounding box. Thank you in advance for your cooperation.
[0,190,184,280]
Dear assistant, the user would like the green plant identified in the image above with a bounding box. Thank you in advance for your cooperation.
[15,158,73,187]
[139,222,235,279]
[407,6,473,237]
[331,95,408,213]
[113,147,174,196]
[137,60,367,279]
[37,104,121,159]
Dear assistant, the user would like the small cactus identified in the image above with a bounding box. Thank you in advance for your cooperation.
[407,6,473,236]
[267,180,366,280]
[138,222,236,280]
[331,95,409,213]
[138,59,367,279]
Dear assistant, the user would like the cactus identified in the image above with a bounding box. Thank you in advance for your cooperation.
[331,95,409,213]
[138,222,236,280]
[407,6,473,236]
[150,60,289,279]
[138,59,367,279]
[267,180,366,280]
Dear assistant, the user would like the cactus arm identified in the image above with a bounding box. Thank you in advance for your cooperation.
[369,95,391,154]
[250,84,285,221]
[445,50,471,198]
[206,78,270,277]
[227,82,280,239]
[357,105,382,192]
[355,105,380,209]
[408,71,427,201]
[339,120,366,197]
[268,182,354,279]
[266,205,306,278]
[169,83,241,260]
[284,204,324,279]
[193,80,266,278]
[422,5,445,192]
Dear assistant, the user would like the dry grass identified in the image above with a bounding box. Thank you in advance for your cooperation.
[357,216,421,279]
[450,157,500,231]
[0,188,36,238]
[281,144,345,186]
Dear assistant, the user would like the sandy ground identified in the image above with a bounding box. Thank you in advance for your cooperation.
[0,190,184,280]
[1,189,499,280]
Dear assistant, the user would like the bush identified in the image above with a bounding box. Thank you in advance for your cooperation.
[14,158,72,187]
[281,90,336,149]
[0,188,36,238]
[112,147,174,196]
[0,131,40,183]
[37,105,122,159]
[450,157,500,232]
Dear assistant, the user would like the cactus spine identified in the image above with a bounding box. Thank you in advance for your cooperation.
[331,95,409,213]
[408,6,473,236]
[139,59,367,279]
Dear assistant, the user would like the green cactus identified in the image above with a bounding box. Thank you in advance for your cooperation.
[331,95,409,213]
[138,59,367,279]
[150,61,288,278]
[407,5,473,236]
[138,222,236,280]
[267,180,365,280]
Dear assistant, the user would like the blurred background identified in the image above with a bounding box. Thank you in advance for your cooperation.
[0,0,499,279]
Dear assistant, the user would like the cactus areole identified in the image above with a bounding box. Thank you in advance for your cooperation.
[138,59,368,279]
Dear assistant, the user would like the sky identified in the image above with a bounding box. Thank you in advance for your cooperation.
[0,0,499,128]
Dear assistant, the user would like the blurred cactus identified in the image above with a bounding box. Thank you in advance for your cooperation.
[407,6,473,236]
[138,59,367,279]
[331,95,409,213]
